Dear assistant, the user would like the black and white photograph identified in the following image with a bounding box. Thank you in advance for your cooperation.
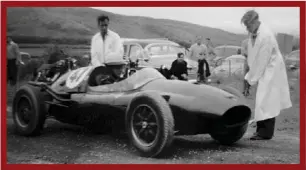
[6,6,300,164]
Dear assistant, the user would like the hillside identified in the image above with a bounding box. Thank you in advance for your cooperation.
[7,7,249,47]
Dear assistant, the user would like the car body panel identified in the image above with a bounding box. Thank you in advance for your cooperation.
[57,67,247,119]
[15,49,252,152]
[284,50,300,79]
[50,65,96,93]
[285,50,300,69]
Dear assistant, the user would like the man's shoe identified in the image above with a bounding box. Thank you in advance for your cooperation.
[250,133,272,140]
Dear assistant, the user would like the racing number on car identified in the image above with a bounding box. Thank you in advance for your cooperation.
[68,70,80,82]
[66,67,92,89]
[69,69,87,83]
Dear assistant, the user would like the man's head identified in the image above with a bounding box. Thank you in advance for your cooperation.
[105,58,128,79]
[237,49,242,55]
[241,10,261,34]
[97,15,109,37]
[177,52,185,63]
[195,36,202,45]
[110,64,127,79]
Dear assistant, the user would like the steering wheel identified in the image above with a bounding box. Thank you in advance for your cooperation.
[96,75,113,85]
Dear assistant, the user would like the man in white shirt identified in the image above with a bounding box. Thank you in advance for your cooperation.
[7,36,24,86]
[90,15,124,66]
[188,36,209,82]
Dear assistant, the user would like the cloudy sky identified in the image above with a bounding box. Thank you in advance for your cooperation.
[93,7,300,36]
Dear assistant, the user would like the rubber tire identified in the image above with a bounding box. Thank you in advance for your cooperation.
[126,92,174,158]
[210,123,248,145]
[12,84,49,136]
[219,85,244,99]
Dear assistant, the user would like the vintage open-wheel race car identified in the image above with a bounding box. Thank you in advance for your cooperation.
[12,57,252,158]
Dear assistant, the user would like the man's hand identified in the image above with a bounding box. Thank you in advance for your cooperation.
[170,75,177,80]
[245,64,250,72]
[17,60,24,65]
[181,74,188,79]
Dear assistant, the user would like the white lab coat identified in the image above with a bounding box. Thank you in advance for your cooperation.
[90,30,124,66]
[245,23,292,122]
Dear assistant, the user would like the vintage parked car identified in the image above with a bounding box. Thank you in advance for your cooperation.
[211,45,242,67]
[209,55,246,83]
[285,50,300,70]
[12,58,251,158]
[284,50,300,79]
[122,38,197,75]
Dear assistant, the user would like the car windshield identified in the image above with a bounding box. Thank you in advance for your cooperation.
[218,56,245,68]
[214,46,241,58]
[147,44,185,56]
[88,67,166,92]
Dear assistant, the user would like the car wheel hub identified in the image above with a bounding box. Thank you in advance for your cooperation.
[16,96,32,127]
[142,121,148,129]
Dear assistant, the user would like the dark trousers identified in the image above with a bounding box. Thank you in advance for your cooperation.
[197,59,211,82]
[256,117,276,139]
[198,59,205,75]
[243,62,250,95]
[7,59,18,86]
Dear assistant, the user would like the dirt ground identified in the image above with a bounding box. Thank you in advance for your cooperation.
[5,71,300,164]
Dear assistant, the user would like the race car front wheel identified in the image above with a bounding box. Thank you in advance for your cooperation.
[12,84,49,136]
[126,92,174,157]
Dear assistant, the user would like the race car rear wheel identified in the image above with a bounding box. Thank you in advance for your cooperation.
[126,92,174,157]
[12,84,49,136]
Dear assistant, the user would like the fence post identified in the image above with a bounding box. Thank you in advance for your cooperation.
[229,60,231,77]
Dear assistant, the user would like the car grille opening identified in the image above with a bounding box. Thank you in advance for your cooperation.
[222,106,251,127]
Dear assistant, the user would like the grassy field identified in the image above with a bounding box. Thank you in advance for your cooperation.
[19,43,90,57]
[21,47,89,57]
[19,44,90,49]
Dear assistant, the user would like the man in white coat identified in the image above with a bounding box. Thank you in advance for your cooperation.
[241,10,292,140]
[90,15,124,67]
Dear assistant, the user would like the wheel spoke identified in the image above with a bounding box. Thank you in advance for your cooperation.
[136,112,145,120]
[140,106,147,115]
[134,122,143,126]
[138,128,145,136]
[148,122,157,127]
[144,130,149,138]
[148,129,155,136]
[147,112,153,119]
